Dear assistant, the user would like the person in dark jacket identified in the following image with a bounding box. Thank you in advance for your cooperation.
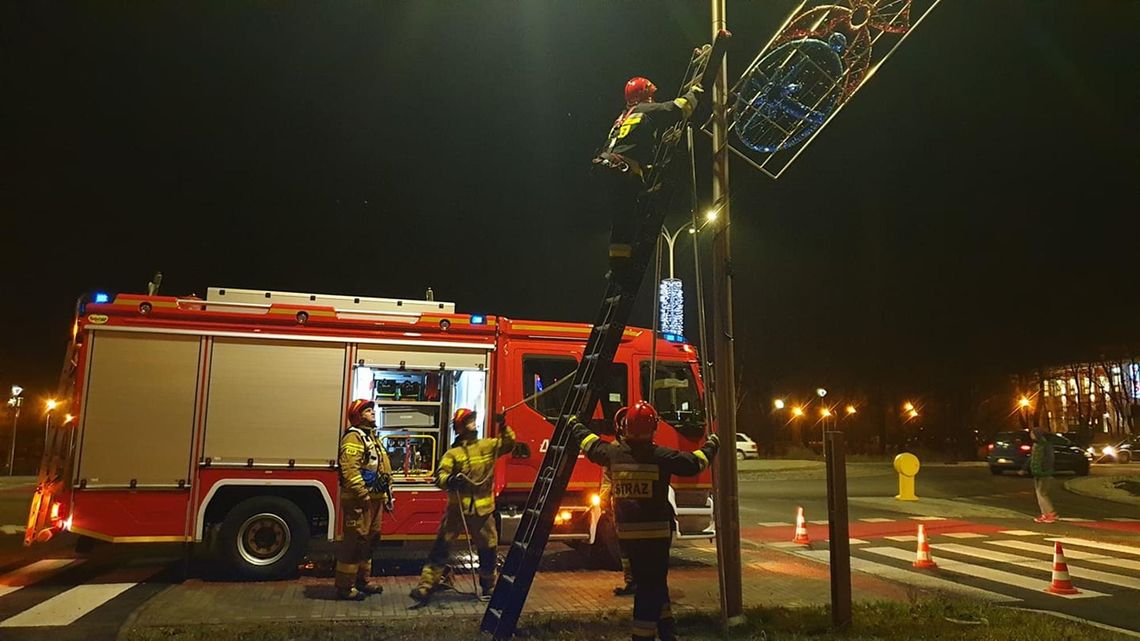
[593,77,701,271]
[569,401,719,641]
[1026,427,1057,523]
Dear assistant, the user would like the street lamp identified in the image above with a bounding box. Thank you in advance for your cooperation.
[791,406,804,417]
[773,398,786,410]
[845,405,857,416]
[7,385,24,476]
[659,224,691,339]
[1018,396,1032,428]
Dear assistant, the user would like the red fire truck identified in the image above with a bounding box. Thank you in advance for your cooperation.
[26,287,714,578]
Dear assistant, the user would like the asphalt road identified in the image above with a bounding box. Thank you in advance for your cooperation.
[0,463,1137,639]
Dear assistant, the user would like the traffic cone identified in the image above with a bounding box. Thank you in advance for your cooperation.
[912,524,937,568]
[1045,541,1080,595]
[792,506,810,545]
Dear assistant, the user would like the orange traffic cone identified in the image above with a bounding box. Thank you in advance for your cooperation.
[792,507,810,545]
[913,524,937,568]
[1045,541,1080,595]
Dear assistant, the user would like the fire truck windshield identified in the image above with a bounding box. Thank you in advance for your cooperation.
[639,361,705,434]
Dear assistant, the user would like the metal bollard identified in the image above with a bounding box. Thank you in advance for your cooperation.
[893,452,920,501]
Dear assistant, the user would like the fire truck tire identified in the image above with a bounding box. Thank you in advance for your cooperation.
[590,514,622,570]
[219,496,310,580]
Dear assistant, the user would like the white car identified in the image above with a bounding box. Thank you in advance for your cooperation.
[736,433,759,460]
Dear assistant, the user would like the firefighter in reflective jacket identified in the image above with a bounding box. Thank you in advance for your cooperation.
[600,442,636,595]
[336,399,393,600]
[593,76,701,270]
[410,408,516,603]
[570,401,719,641]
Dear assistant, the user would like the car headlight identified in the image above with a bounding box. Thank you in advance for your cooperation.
[1103,446,1117,456]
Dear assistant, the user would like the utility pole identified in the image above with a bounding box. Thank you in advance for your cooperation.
[710,0,744,628]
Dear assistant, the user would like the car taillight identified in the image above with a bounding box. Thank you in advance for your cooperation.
[987,444,994,451]
[1019,444,1031,452]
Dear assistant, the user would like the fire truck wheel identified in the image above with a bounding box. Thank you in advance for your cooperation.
[219,496,310,580]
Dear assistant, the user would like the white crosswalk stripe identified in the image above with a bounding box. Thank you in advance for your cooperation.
[858,518,894,523]
[932,543,1140,591]
[988,540,1140,572]
[942,532,987,539]
[0,559,83,598]
[862,546,1107,599]
[0,566,160,628]
[1045,537,1140,558]
[797,549,1017,603]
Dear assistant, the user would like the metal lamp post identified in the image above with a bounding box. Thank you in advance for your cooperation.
[7,385,24,476]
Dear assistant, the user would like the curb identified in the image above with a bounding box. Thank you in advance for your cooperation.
[1064,475,1140,506]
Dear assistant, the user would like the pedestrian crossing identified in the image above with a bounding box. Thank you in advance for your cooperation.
[0,556,163,629]
[781,529,1140,605]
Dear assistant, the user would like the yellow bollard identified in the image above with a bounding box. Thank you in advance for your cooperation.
[893,453,920,501]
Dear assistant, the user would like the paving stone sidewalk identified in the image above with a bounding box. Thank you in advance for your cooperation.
[123,545,908,630]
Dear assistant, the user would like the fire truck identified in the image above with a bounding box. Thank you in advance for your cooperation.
[26,287,714,578]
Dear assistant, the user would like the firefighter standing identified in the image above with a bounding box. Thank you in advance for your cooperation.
[600,444,636,596]
[570,401,719,641]
[336,399,393,600]
[410,409,516,604]
[593,77,701,271]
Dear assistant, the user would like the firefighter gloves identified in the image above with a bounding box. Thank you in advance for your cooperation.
[706,433,720,454]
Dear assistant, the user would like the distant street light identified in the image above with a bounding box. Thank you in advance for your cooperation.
[791,406,804,418]
[845,405,857,416]
[903,401,915,413]
[816,388,828,398]
[773,399,786,410]
[1018,397,1031,409]
[820,407,833,418]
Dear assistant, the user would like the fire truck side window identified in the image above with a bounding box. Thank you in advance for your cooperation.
[639,361,703,430]
[522,356,577,423]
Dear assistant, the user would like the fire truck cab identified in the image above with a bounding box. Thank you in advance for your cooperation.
[27,287,714,578]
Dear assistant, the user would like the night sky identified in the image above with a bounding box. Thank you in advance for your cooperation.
[2,2,1137,417]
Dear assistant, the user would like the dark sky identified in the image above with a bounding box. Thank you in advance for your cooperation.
[2,1,1137,402]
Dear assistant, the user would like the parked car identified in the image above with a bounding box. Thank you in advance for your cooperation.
[986,430,1092,476]
[1095,435,1140,463]
[736,433,759,460]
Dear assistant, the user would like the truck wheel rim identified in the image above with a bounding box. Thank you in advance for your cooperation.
[237,513,290,566]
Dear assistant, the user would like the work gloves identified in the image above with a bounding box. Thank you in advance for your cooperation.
[567,416,593,446]
[705,433,721,456]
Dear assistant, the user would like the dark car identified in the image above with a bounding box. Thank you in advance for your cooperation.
[1099,434,1140,464]
[987,430,1092,476]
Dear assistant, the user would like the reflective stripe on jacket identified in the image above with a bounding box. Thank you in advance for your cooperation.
[437,425,517,516]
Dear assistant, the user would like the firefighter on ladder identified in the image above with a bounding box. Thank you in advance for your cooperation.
[335,399,393,600]
[410,408,517,604]
[570,401,720,641]
[593,77,701,272]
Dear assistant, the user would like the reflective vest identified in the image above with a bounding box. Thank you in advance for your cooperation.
[437,426,516,516]
[580,435,715,540]
[338,425,391,501]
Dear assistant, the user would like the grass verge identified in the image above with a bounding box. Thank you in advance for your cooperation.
[118,599,1134,641]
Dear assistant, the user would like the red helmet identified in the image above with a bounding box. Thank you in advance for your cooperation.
[618,401,659,443]
[624,77,657,106]
[452,408,477,434]
[347,399,375,426]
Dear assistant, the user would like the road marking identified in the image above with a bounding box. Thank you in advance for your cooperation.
[911,516,947,521]
[0,525,24,535]
[998,530,1042,536]
[1046,537,1140,558]
[766,541,807,549]
[0,559,83,598]
[1106,518,1140,522]
[848,538,869,545]
[1057,518,1093,522]
[863,547,1105,599]
[797,549,1017,603]
[943,532,988,539]
[934,543,1140,591]
[757,521,792,527]
[988,540,1140,572]
[858,518,894,523]
[884,535,917,542]
[0,566,160,628]
[807,520,829,525]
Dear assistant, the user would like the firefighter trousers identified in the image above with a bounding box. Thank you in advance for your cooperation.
[626,537,674,641]
[593,166,646,265]
[418,507,498,591]
[336,496,383,591]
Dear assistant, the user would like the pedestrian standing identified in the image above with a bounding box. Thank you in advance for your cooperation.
[570,401,719,641]
[410,409,516,604]
[1027,427,1058,523]
[335,399,393,600]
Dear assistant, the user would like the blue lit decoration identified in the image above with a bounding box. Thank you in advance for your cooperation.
[469,314,486,325]
[93,292,110,304]
[710,0,942,179]
[659,278,684,339]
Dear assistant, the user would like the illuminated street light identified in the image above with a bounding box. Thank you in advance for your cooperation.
[45,399,58,411]
[820,407,833,418]
[11,386,23,397]
[845,405,857,416]
[791,406,804,418]
[903,401,915,413]
[1018,397,1031,409]
[705,209,718,222]
[773,399,786,410]
[816,388,828,398]
[907,409,919,419]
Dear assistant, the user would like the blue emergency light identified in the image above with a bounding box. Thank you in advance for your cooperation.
[93,292,110,304]
[469,314,486,325]
[661,332,685,343]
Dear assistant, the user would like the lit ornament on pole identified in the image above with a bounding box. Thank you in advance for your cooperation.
[659,278,684,341]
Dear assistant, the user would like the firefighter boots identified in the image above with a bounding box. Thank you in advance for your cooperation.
[336,587,367,601]
[356,581,384,595]
[409,585,431,604]
[613,581,637,596]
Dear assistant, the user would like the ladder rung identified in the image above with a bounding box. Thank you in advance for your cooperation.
[513,540,528,551]
[488,607,502,619]
[500,574,515,584]
[605,294,621,304]
[525,508,540,517]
